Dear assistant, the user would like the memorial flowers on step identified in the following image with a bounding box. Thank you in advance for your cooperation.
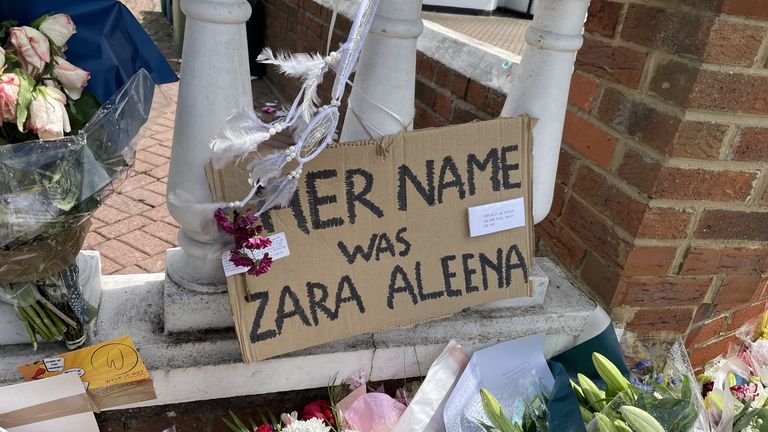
[698,312,768,431]
[0,12,154,350]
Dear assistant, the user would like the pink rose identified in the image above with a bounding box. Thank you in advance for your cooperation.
[9,26,51,76]
[38,14,76,47]
[27,86,71,139]
[0,73,21,124]
[53,56,90,100]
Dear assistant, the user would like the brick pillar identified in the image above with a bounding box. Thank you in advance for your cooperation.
[539,0,768,367]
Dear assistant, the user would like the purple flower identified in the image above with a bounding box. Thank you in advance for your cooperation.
[229,250,253,268]
[702,381,714,398]
[215,208,235,234]
[248,254,272,276]
[243,236,272,250]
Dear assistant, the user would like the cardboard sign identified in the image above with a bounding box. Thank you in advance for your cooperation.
[206,117,535,362]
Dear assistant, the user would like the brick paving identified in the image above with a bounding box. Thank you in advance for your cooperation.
[89,0,283,275]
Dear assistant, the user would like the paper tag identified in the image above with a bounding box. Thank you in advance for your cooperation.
[467,198,526,237]
[222,232,290,277]
[44,357,64,372]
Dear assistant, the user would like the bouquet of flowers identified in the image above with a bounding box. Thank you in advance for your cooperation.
[0,12,154,349]
[475,330,709,432]
[699,314,768,431]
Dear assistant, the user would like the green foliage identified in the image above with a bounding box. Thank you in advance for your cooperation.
[67,91,101,133]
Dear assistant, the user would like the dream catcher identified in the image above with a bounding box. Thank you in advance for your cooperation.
[206,0,380,216]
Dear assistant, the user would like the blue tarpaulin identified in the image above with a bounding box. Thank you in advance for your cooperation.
[0,0,178,102]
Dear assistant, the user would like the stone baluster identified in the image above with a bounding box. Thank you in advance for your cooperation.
[340,0,425,141]
[501,0,590,224]
[166,0,253,293]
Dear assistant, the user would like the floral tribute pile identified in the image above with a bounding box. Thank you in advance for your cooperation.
[213,312,768,432]
[698,314,768,431]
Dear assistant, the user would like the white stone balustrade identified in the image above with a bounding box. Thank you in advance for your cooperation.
[501,0,590,224]
[165,0,253,292]
[340,0,424,141]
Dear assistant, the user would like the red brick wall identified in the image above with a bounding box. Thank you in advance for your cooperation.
[262,0,768,367]
[543,0,768,367]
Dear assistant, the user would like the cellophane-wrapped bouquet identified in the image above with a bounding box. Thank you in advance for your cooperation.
[0,13,153,350]
[698,313,768,432]
[478,331,710,432]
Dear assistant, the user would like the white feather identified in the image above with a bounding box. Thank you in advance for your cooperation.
[258,48,326,79]
[247,149,289,186]
[258,48,328,120]
[253,176,299,215]
[210,110,272,169]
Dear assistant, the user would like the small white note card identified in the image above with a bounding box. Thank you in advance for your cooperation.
[467,198,526,237]
[222,232,290,277]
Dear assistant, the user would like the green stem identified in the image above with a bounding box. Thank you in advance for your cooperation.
[16,308,38,351]
[45,306,68,334]
[20,305,55,341]
[31,302,61,339]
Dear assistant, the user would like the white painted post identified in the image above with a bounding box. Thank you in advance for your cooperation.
[500,0,590,224]
[339,0,424,142]
[166,0,253,292]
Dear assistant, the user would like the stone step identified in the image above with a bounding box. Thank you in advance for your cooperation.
[0,257,594,409]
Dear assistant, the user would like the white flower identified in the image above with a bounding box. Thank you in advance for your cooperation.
[282,418,331,432]
[8,26,50,76]
[27,85,70,139]
[38,14,76,47]
[0,47,5,72]
[53,56,90,100]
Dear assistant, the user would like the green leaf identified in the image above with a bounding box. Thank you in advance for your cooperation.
[31,14,49,29]
[480,388,518,432]
[0,20,18,40]
[15,72,34,132]
[66,91,101,134]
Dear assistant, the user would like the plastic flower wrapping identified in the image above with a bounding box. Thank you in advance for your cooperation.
[0,67,154,349]
[474,330,710,432]
[698,313,768,432]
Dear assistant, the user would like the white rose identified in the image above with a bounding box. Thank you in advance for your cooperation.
[27,86,71,139]
[53,56,90,100]
[8,26,51,76]
[38,14,77,47]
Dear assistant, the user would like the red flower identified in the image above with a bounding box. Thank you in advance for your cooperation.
[254,424,273,432]
[301,400,335,426]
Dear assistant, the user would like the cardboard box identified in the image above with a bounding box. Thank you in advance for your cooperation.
[0,373,99,431]
[207,117,535,362]
[17,336,156,410]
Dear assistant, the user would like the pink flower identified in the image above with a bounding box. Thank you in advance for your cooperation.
[243,236,272,250]
[0,73,20,124]
[53,56,90,100]
[730,383,760,400]
[247,254,272,276]
[255,425,273,432]
[38,14,76,47]
[9,26,50,76]
[26,86,70,139]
